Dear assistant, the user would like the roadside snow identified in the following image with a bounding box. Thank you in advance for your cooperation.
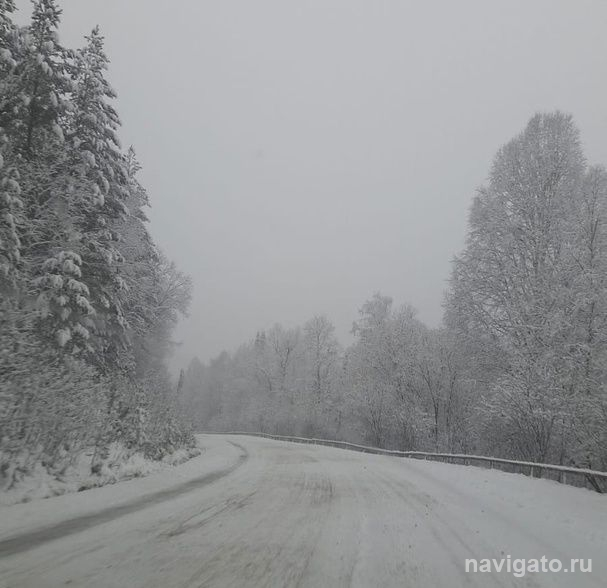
[0,435,238,542]
[0,443,201,507]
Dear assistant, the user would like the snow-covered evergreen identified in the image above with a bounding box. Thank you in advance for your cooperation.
[0,1,194,493]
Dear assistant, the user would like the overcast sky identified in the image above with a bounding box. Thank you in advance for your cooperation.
[14,0,607,368]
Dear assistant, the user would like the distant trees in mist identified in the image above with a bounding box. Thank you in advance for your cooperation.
[180,112,607,471]
[0,1,193,490]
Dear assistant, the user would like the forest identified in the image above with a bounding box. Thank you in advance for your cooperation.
[0,0,194,494]
[2,0,607,499]
[180,111,607,472]
[1,2,605,586]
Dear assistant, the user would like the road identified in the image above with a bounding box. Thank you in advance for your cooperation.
[0,434,605,587]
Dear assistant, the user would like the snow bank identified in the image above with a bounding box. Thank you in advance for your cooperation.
[0,443,201,507]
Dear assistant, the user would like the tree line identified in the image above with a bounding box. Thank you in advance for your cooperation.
[0,0,193,490]
[180,112,607,472]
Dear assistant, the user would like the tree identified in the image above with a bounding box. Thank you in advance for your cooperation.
[0,2,21,288]
[47,25,129,366]
[0,129,21,290]
[348,294,399,446]
[446,112,604,463]
[1,0,72,157]
[302,315,339,434]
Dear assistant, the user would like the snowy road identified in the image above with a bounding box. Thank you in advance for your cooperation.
[0,435,605,588]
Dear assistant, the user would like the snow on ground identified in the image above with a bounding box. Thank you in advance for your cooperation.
[0,434,605,587]
[0,437,234,542]
[0,444,201,507]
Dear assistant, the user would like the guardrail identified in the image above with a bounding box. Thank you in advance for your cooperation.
[207,431,607,493]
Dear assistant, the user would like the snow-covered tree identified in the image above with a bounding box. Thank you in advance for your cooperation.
[43,25,130,366]
[2,0,71,156]
[301,315,339,435]
[0,2,194,487]
[447,112,607,464]
[0,129,21,289]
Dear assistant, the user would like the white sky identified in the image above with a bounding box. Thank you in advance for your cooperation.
[14,0,607,368]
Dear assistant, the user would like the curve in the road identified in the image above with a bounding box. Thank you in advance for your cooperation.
[0,441,249,558]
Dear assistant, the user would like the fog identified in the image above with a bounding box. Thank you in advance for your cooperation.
[14,0,607,367]
[3,3,607,583]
